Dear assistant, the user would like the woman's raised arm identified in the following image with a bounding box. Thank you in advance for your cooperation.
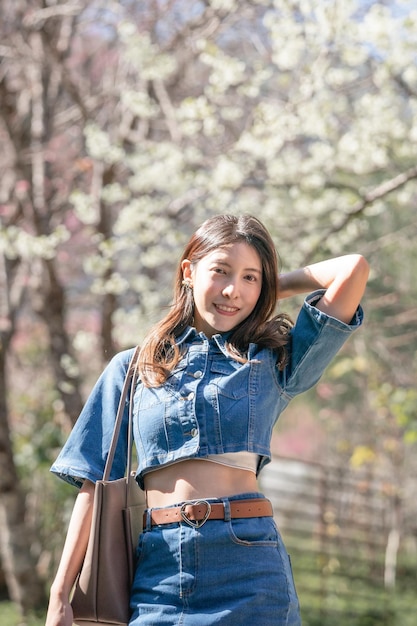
[278,254,370,324]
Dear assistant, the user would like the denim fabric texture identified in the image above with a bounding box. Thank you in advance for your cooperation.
[51,290,363,489]
[130,493,301,625]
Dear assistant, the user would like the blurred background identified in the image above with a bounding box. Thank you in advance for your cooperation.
[0,1,416,624]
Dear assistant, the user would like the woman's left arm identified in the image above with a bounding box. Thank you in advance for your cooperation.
[278,254,370,324]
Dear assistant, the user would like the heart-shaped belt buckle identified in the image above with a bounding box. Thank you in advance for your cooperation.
[180,500,212,528]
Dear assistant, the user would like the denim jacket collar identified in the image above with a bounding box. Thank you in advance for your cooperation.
[176,326,232,358]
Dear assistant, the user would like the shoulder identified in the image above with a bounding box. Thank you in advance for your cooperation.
[106,347,137,370]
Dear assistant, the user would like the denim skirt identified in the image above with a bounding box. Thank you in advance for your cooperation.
[129,492,301,625]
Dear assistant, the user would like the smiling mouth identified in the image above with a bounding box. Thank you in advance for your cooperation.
[215,304,240,314]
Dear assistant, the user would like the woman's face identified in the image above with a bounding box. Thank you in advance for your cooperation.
[182,242,263,338]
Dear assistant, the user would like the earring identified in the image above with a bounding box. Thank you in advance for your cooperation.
[182,278,193,289]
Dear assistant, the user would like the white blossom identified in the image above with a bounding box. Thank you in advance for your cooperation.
[101,183,130,205]
[91,272,129,295]
[70,190,98,225]
[84,124,125,164]
[209,0,237,10]
[1,225,70,260]
[118,28,177,81]
[121,90,160,119]
[200,46,246,93]
[73,331,99,353]
[212,157,245,190]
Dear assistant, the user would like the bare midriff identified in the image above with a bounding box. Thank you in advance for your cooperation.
[144,459,259,508]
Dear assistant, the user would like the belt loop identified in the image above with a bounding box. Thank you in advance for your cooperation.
[144,508,152,531]
[222,498,231,522]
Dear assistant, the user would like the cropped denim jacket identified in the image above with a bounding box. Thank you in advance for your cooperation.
[51,290,364,489]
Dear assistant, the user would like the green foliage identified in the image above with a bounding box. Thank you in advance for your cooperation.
[0,601,45,626]
[289,539,417,626]
[377,384,417,444]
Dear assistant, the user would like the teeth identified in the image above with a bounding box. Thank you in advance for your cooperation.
[216,305,238,312]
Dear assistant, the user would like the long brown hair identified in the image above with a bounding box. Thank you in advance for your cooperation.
[138,214,293,386]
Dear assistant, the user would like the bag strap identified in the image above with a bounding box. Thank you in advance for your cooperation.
[102,346,141,482]
[126,351,140,481]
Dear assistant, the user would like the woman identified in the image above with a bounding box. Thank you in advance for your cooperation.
[46,214,369,625]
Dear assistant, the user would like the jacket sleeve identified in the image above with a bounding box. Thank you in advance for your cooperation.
[50,348,136,488]
[282,289,364,398]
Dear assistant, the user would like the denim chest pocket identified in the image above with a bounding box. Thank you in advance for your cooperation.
[135,385,173,410]
[136,365,187,409]
[209,360,251,400]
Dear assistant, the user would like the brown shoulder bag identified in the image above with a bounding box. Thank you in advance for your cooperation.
[71,347,145,626]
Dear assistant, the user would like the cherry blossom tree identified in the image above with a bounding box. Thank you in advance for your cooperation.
[0,0,416,617]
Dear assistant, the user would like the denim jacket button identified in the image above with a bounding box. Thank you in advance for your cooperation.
[190,428,198,437]
[187,392,195,401]
[193,370,203,378]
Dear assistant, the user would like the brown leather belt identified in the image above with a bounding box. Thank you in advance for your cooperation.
[144,498,273,529]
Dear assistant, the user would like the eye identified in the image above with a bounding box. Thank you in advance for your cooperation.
[244,274,258,282]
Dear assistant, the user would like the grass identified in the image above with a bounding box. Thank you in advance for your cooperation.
[0,601,45,626]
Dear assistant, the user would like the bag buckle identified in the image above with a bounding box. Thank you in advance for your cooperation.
[180,500,212,528]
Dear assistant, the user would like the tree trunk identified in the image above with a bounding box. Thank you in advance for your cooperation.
[0,342,46,614]
[33,256,84,426]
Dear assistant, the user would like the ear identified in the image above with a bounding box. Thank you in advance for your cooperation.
[181,259,193,281]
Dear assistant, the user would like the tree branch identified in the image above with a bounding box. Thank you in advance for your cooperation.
[152,78,182,143]
[22,2,83,29]
[303,165,417,262]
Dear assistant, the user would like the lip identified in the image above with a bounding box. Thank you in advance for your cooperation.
[214,303,240,315]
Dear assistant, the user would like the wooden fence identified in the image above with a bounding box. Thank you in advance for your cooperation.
[260,457,417,626]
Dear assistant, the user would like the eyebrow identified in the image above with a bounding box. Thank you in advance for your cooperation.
[213,260,262,274]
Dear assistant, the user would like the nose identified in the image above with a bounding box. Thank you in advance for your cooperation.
[222,281,238,298]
